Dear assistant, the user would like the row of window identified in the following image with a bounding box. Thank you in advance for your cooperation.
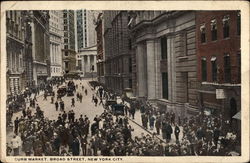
[201,53,241,83]
[200,13,240,43]
[51,67,61,73]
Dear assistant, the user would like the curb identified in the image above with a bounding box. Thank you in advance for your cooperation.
[127,116,166,143]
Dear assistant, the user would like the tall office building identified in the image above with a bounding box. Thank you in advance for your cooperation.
[31,11,50,86]
[75,10,100,51]
[75,10,100,77]
[62,10,76,74]
[49,10,64,77]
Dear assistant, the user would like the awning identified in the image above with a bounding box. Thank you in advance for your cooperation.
[232,111,241,120]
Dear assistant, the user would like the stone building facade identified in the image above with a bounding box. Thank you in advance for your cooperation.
[49,10,64,77]
[130,11,198,117]
[31,11,50,86]
[6,11,26,95]
[196,11,241,127]
[62,10,76,75]
[95,13,105,84]
[103,11,132,94]
[77,46,97,78]
[75,10,100,52]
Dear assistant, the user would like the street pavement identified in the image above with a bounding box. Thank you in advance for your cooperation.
[7,79,155,156]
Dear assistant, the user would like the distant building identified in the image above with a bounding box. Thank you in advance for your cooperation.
[31,11,50,86]
[75,10,100,52]
[130,11,198,117]
[196,11,241,127]
[95,13,105,84]
[62,10,76,75]
[77,46,97,78]
[49,10,64,77]
[103,11,132,94]
[6,11,26,95]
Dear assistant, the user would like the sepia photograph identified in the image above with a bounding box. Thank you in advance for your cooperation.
[0,1,249,163]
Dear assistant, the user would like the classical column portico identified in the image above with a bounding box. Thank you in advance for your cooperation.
[146,40,156,99]
[136,43,147,97]
[87,55,90,72]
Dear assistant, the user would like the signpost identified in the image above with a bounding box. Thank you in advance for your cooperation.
[216,89,226,99]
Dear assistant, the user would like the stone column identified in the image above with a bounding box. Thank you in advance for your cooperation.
[154,39,161,99]
[136,43,147,97]
[146,40,156,99]
[87,55,90,73]
[94,55,96,72]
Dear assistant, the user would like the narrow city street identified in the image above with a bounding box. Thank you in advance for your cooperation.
[7,79,162,156]
[4,9,242,158]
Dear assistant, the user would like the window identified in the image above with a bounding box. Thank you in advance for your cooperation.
[237,52,241,82]
[65,61,69,69]
[129,58,132,73]
[200,24,206,43]
[129,79,132,88]
[201,57,207,81]
[161,37,167,59]
[162,72,168,99]
[223,15,230,38]
[64,45,68,49]
[211,19,217,41]
[65,51,68,56]
[224,54,231,83]
[237,12,241,36]
[128,39,132,50]
[211,56,217,82]
[182,31,187,56]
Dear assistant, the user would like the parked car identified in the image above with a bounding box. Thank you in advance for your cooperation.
[57,86,67,98]
[112,104,125,116]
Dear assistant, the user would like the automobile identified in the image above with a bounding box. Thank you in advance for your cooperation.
[57,86,67,98]
[67,88,74,96]
[104,100,117,110]
[111,104,125,116]
[46,86,54,96]
[121,88,136,103]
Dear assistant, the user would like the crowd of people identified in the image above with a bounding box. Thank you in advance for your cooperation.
[7,79,241,156]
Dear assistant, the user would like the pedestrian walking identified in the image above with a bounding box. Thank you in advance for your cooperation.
[22,108,26,118]
[43,93,47,100]
[94,97,98,107]
[60,101,65,111]
[71,98,75,107]
[155,115,162,135]
[165,122,173,142]
[130,107,135,120]
[55,101,59,111]
[72,137,80,156]
[10,135,21,156]
[51,96,54,104]
[99,97,104,106]
[14,117,19,135]
[79,93,83,103]
[80,136,88,156]
[174,124,180,141]
[149,115,156,130]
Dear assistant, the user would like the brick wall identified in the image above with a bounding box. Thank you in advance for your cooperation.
[196,11,241,84]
